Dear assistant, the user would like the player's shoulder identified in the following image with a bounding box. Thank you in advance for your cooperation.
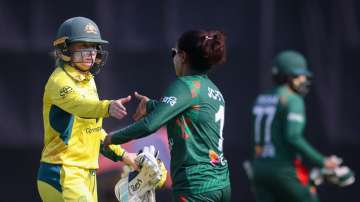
[285,90,303,104]
[173,75,204,92]
[178,75,197,85]
[163,78,192,98]
[169,77,189,89]
[179,74,215,89]
[273,86,303,106]
[49,67,72,82]
[280,93,304,112]
[45,67,75,91]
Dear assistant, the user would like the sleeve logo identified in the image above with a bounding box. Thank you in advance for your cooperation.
[287,112,304,122]
[59,86,74,98]
[161,96,177,106]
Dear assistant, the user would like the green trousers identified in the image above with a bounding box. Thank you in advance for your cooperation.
[251,160,319,202]
[172,186,231,202]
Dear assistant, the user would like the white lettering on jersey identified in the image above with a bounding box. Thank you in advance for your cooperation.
[208,87,224,102]
[253,94,278,158]
[161,96,177,106]
[256,95,279,105]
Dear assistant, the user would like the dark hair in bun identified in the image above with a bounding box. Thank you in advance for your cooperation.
[177,30,226,71]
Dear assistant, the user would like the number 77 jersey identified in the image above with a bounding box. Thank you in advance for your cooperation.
[251,85,324,166]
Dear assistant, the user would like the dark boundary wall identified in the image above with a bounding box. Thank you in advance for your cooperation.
[1,0,360,201]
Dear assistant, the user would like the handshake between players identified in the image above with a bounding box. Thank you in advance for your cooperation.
[104,92,167,202]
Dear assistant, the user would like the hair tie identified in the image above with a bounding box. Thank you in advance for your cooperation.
[204,35,213,40]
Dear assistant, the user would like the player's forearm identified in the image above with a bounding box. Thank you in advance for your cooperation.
[111,119,155,144]
[111,79,192,144]
[111,102,186,144]
[285,113,324,166]
[287,137,325,167]
[100,143,126,161]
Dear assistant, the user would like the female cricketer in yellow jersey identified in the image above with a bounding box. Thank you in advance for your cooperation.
[37,17,137,202]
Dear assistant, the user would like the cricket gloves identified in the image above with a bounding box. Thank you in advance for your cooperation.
[114,145,167,202]
[310,156,355,187]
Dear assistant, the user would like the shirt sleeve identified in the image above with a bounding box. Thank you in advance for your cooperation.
[47,76,111,118]
[99,129,126,161]
[284,96,325,167]
[146,99,159,112]
[111,79,192,144]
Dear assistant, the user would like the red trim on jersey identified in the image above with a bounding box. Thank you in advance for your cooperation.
[179,195,187,202]
[294,158,309,186]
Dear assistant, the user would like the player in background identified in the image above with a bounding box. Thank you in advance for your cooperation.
[37,17,138,202]
[249,50,340,202]
[104,30,231,202]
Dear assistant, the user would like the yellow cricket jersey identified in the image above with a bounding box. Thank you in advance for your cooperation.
[40,64,123,169]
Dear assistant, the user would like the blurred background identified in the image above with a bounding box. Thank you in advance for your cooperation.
[1,0,359,201]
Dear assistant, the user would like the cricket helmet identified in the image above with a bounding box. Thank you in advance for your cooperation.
[53,17,109,74]
[272,50,312,77]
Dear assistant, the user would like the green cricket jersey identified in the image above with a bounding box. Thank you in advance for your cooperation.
[251,85,324,167]
[111,74,230,194]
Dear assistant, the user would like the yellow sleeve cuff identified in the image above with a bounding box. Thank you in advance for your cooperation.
[102,100,112,117]
[108,144,126,159]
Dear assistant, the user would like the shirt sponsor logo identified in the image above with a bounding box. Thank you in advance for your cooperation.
[85,127,102,134]
[161,96,177,106]
[287,113,304,122]
[59,86,73,98]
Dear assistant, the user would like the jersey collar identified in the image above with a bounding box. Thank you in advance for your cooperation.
[63,64,93,82]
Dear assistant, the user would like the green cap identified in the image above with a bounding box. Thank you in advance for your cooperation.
[272,50,312,77]
[53,17,108,47]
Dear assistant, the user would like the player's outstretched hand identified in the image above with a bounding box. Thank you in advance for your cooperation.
[109,95,132,120]
[132,91,150,121]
